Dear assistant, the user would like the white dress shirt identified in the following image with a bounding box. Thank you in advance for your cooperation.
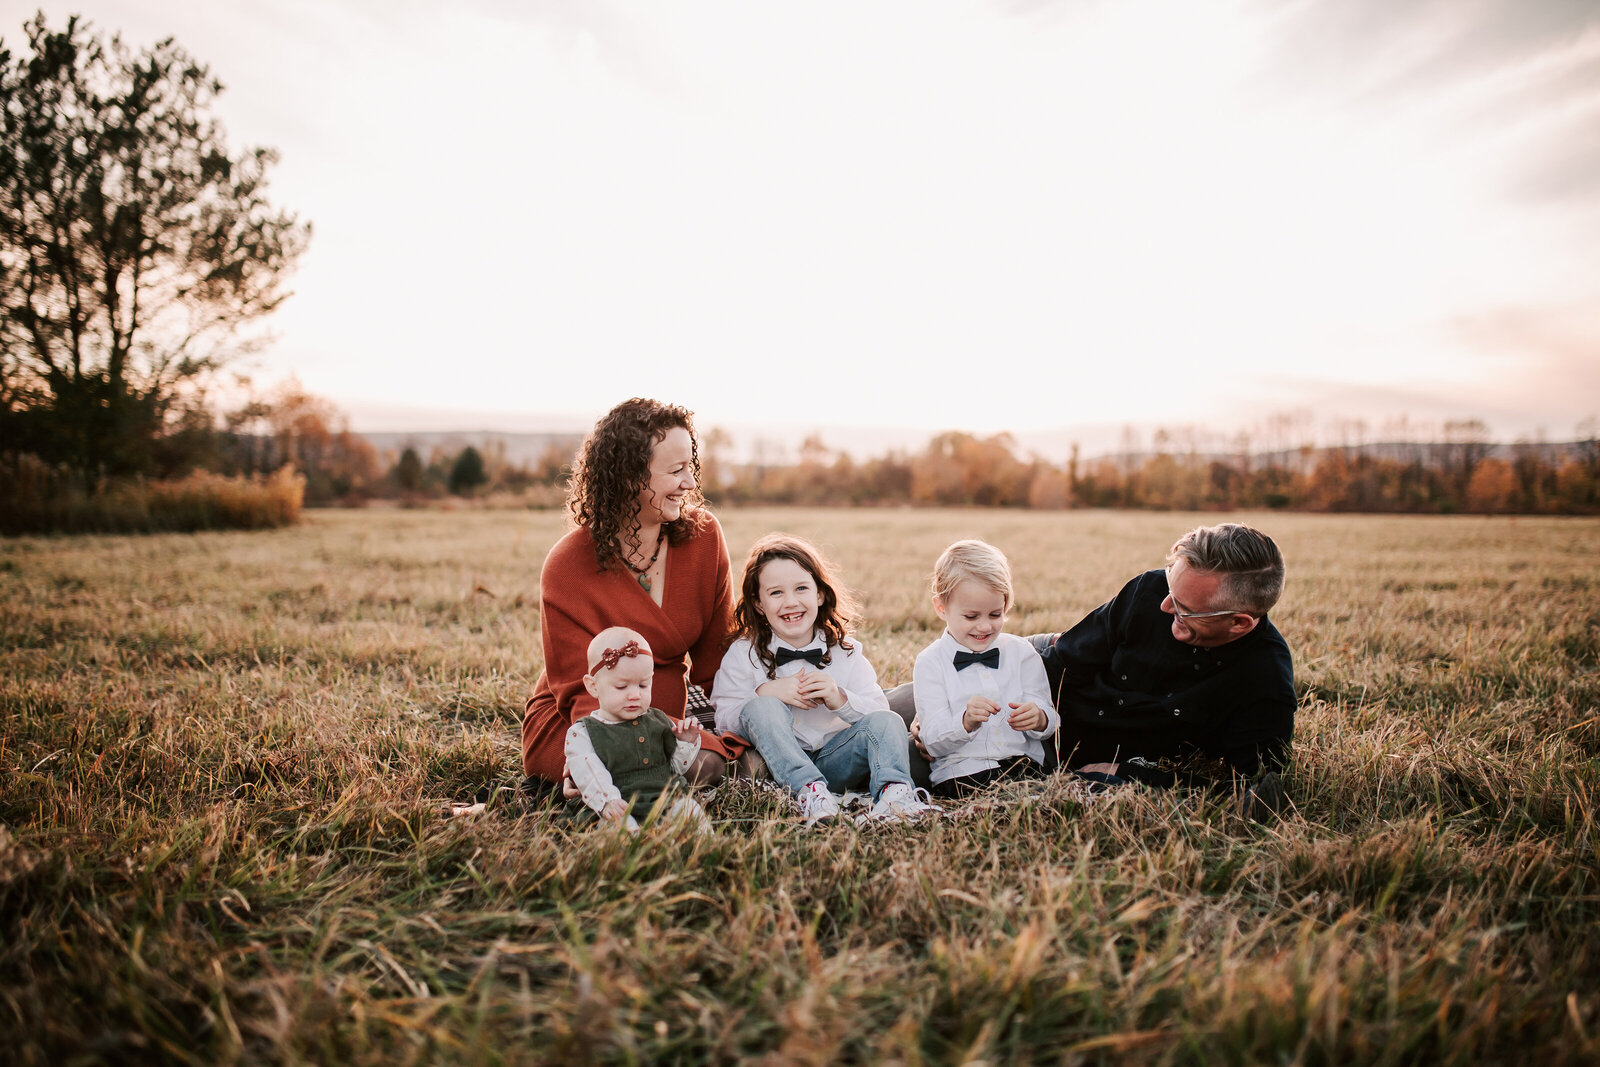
[712,630,890,751]
[913,631,1059,785]
[564,708,701,821]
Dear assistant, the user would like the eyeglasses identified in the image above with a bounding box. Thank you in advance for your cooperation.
[1164,568,1251,622]
[1169,605,1243,622]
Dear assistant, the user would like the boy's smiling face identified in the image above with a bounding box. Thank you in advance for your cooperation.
[935,579,1008,653]
[584,652,654,721]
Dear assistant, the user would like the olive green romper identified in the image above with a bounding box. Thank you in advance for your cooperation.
[568,708,691,827]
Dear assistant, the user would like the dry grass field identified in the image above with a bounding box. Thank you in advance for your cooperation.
[2,507,1598,1065]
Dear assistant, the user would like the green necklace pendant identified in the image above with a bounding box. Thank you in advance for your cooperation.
[628,530,665,594]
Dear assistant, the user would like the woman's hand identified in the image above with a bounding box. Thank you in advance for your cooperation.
[797,669,844,710]
[962,695,1000,732]
[1006,701,1046,732]
[757,673,816,709]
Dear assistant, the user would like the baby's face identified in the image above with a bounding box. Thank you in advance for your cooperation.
[591,654,653,720]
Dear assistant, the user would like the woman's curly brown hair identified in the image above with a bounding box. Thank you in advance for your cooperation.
[733,534,859,679]
[568,398,707,571]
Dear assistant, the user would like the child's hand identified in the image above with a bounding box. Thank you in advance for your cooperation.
[962,695,1000,732]
[797,670,844,710]
[1007,701,1047,732]
[909,718,932,760]
[602,799,631,823]
[671,716,700,743]
[757,671,817,709]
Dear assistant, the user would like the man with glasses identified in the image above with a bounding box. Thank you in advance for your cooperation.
[1038,523,1293,816]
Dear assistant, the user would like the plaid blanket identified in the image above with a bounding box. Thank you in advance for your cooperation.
[685,684,717,730]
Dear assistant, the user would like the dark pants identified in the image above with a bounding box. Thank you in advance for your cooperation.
[930,755,1047,799]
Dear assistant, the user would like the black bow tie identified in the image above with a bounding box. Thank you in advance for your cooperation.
[953,647,1000,671]
[775,647,826,667]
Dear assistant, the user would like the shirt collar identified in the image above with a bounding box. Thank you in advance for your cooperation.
[768,630,825,653]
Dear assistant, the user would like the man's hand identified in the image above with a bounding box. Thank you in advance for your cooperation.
[757,671,816,709]
[797,670,844,710]
[670,716,700,743]
[962,695,1000,732]
[560,761,581,800]
[1006,701,1046,732]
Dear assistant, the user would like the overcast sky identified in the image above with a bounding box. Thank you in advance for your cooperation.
[7,0,1599,453]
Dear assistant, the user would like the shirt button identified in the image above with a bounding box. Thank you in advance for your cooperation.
[1173,708,1181,716]
[1097,710,1104,717]
[1117,698,1124,706]
[1120,674,1127,681]
[642,757,649,765]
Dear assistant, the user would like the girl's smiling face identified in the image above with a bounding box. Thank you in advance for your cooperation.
[935,579,1008,652]
[753,557,820,647]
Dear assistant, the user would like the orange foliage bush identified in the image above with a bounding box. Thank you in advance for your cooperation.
[0,456,303,535]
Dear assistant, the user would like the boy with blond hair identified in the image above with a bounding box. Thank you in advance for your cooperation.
[912,540,1059,797]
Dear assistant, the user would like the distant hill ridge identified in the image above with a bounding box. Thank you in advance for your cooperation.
[359,431,584,465]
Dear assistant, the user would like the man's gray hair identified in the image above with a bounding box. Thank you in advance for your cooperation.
[1168,524,1285,615]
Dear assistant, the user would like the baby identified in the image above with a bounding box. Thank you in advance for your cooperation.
[564,626,712,832]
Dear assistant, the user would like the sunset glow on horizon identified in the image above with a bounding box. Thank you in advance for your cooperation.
[10,0,1598,450]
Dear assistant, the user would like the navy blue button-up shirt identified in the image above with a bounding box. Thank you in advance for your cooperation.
[1039,569,1295,786]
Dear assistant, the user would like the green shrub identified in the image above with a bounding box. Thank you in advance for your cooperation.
[448,446,488,496]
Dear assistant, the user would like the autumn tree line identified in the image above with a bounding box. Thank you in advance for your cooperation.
[695,421,1600,515]
[280,413,1599,516]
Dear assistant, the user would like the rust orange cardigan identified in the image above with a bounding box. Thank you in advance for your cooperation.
[521,512,737,781]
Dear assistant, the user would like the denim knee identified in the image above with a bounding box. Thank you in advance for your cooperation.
[860,709,909,742]
[738,695,793,734]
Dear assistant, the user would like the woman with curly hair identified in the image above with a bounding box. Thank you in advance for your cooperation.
[521,397,740,787]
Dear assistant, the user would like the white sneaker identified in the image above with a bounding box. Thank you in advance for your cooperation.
[837,790,872,813]
[797,781,844,825]
[865,783,939,823]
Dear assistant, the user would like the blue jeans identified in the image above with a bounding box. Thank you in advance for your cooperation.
[737,695,912,799]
